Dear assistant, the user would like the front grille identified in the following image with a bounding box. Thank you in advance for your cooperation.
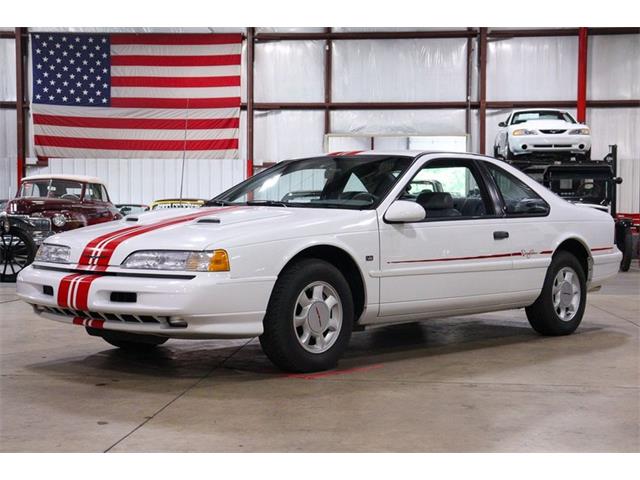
[539,129,566,134]
[38,305,167,325]
[533,144,572,148]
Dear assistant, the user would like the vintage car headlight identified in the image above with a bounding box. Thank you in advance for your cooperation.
[35,244,70,264]
[569,128,590,135]
[121,250,230,272]
[51,213,67,227]
[512,129,537,136]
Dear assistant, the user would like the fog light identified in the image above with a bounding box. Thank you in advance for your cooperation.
[168,316,188,328]
[522,144,528,150]
[579,144,585,149]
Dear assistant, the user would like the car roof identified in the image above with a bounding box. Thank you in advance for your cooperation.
[21,174,105,185]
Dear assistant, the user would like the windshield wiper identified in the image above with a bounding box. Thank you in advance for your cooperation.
[245,200,287,207]
[204,199,235,206]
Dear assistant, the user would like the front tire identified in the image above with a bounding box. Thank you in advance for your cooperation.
[525,251,587,336]
[86,327,168,351]
[0,228,36,282]
[259,258,354,373]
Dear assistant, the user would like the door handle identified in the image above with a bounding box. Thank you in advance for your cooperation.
[493,231,509,240]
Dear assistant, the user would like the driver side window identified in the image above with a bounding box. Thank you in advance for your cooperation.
[400,159,493,220]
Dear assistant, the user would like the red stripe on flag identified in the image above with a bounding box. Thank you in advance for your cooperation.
[111,75,241,88]
[34,136,239,151]
[110,97,240,109]
[110,33,242,45]
[33,114,240,130]
[111,54,241,67]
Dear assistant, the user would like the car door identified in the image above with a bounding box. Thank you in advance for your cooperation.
[82,183,113,225]
[376,156,519,322]
[480,160,553,297]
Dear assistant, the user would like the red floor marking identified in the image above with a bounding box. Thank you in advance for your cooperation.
[286,363,384,380]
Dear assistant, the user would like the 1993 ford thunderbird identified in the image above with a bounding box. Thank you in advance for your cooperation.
[16,152,622,372]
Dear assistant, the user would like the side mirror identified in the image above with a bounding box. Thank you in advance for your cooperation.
[498,121,507,128]
[384,200,426,223]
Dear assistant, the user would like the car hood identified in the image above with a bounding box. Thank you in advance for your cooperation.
[42,205,376,267]
[508,120,588,131]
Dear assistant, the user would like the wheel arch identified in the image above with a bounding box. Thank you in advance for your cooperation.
[551,236,592,280]
[277,243,367,324]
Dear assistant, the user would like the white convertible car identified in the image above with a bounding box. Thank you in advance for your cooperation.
[494,109,592,161]
[16,152,621,372]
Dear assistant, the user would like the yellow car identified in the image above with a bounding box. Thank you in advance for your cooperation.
[149,198,206,210]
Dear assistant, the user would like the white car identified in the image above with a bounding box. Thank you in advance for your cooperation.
[16,152,621,372]
[494,109,592,161]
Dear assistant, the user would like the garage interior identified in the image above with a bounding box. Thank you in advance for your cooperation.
[1,27,639,452]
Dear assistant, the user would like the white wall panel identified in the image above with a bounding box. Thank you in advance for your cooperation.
[587,108,640,213]
[26,157,244,205]
[487,36,578,101]
[333,39,468,102]
[588,34,640,100]
[255,41,324,102]
[333,27,468,32]
[0,39,16,101]
[254,110,324,164]
[0,109,18,199]
[331,109,466,136]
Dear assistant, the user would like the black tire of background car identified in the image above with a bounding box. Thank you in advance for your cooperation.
[493,145,500,158]
[0,228,36,283]
[259,258,354,373]
[525,251,587,336]
[579,149,592,162]
[619,227,633,272]
[85,327,168,351]
[506,145,515,161]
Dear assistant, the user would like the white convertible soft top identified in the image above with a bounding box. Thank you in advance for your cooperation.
[21,174,105,185]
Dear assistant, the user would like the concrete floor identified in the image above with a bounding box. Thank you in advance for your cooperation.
[1,269,638,452]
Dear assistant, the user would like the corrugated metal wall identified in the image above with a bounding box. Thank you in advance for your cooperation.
[1,28,638,211]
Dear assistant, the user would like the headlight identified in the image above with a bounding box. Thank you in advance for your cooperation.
[35,244,70,264]
[121,250,230,272]
[52,213,67,227]
[512,129,537,136]
[569,128,590,135]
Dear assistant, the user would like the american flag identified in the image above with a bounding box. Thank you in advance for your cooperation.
[31,33,241,160]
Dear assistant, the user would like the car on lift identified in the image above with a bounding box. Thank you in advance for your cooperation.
[16,152,621,372]
[0,174,121,282]
[149,198,206,210]
[494,109,591,161]
[505,145,634,271]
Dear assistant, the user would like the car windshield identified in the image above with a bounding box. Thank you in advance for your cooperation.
[511,110,576,125]
[213,155,413,209]
[18,179,84,199]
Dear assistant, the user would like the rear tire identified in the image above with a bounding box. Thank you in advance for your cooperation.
[619,227,633,272]
[259,258,354,373]
[86,327,168,351]
[525,251,587,336]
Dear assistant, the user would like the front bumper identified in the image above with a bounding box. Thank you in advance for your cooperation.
[509,134,591,155]
[16,264,276,339]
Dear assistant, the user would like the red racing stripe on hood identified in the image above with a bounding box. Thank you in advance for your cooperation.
[78,207,236,268]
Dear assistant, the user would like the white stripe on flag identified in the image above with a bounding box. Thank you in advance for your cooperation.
[111,44,241,56]
[33,124,238,140]
[32,146,240,160]
[111,86,240,99]
[32,104,240,119]
[111,65,242,77]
